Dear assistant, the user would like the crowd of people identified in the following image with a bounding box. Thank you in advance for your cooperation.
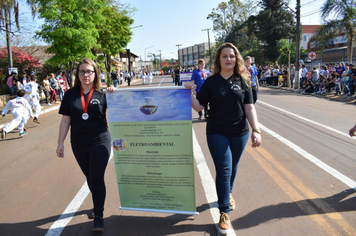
[300,62,356,96]
[257,62,356,97]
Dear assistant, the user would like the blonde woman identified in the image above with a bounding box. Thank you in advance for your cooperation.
[185,42,261,234]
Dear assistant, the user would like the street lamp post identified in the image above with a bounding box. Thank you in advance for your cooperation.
[202,28,212,69]
[145,46,154,69]
[176,44,181,66]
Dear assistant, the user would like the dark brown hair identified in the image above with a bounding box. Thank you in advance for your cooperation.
[74,58,102,91]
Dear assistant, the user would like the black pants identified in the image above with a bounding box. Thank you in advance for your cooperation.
[175,77,180,86]
[252,86,258,104]
[71,142,111,217]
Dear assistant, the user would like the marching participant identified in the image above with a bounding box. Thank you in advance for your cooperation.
[24,75,42,124]
[1,89,33,139]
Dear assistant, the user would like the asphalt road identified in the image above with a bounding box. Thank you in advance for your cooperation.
[0,75,355,236]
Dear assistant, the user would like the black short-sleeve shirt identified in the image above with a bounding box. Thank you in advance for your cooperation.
[59,87,111,145]
[197,73,253,136]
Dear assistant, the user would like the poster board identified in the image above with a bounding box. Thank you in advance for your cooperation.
[106,86,197,215]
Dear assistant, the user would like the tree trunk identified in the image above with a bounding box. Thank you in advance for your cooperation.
[347,30,353,64]
[105,54,111,87]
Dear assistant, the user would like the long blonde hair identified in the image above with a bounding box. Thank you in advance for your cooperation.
[212,42,250,88]
[74,58,102,91]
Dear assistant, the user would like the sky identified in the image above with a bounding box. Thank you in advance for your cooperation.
[9,0,325,60]
[123,0,325,60]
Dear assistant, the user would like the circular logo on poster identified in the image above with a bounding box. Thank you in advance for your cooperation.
[139,97,158,115]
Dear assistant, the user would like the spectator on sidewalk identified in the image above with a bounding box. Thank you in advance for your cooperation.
[300,64,308,88]
[1,89,33,139]
[56,72,65,101]
[62,72,69,93]
[301,79,315,94]
[42,75,52,105]
[49,73,59,104]
[6,72,18,96]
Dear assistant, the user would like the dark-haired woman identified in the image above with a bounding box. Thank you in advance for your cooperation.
[56,58,114,232]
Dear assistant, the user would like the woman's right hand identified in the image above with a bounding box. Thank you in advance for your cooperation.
[56,144,65,158]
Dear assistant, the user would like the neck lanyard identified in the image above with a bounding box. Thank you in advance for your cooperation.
[200,70,205,79]
[80,86,94,120]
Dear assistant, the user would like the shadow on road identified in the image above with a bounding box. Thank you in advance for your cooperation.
[232,188,356,229]
[0,204,216,236]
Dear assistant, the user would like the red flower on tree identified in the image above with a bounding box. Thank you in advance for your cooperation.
[0,47,42,71]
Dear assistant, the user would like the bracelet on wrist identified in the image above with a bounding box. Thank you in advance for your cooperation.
[252,128,261,134]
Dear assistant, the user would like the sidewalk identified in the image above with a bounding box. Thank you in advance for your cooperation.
[261,84,356,105]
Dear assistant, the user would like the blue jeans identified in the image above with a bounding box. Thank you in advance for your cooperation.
[58,88,64,101]
[207,132,249,214]
[300,77,307,88]
[112,79,118,88]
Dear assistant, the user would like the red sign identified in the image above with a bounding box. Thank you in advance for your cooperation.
[308,51,317,60]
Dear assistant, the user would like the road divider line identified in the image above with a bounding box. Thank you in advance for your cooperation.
[258,101,353,139]
[245,146,340,234]
[45,150,114,236]
[252,146,356,234]
[192,129,236,236]
[259,123,356,190]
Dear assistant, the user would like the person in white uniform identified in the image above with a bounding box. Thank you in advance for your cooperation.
[1,89,33,139]
[24,75,42,124]
[148,71,153,84]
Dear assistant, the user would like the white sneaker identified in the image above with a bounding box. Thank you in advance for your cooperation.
[47,103,52,105]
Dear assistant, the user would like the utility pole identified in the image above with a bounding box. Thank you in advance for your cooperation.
[157,50,162,70]
[176,44,181,66]
[202,28,212,69]
[294,0,301,89]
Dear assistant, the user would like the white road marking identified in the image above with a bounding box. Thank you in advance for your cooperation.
[259,123,356,190]
[192,129,236,236]
[45,151,114,236]
[258,101,354,139]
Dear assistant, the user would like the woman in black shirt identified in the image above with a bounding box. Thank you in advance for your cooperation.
[56,58,114,232]
[185,43,261,235]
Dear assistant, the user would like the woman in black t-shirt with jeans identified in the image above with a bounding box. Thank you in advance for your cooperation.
[56,58,114,232]
[185,43,261,235]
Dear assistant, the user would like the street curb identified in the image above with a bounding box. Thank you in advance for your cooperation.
[264,85,356,104]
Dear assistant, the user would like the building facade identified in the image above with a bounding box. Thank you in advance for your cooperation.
[177,42,215,69]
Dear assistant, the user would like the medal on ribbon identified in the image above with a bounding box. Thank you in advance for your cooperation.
[80,86,94,120]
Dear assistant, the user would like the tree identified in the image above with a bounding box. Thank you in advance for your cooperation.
[0,0,38,68]
[247,0,295,62]
[207,0,255,42]
[35,0,106,82]
[315,0,356,63]
[93,4,133,85]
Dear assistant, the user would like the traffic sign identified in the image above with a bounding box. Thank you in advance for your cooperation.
[308,51,317,60]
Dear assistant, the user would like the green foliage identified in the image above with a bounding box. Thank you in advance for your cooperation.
[207,0,255,42]
[247,0,295,62]
[95,5,133,56]
[35,0,107,66]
